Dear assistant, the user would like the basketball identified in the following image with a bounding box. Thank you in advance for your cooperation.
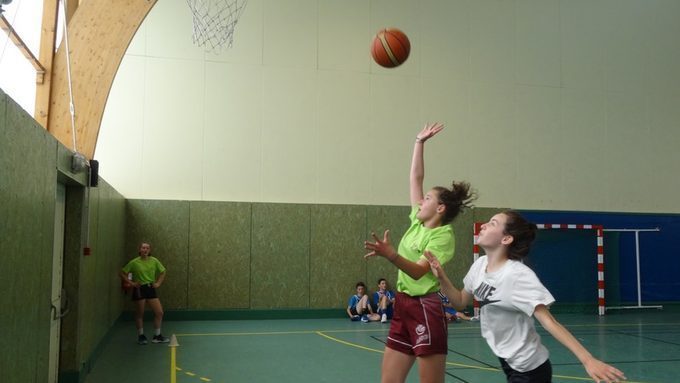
[371,28,411,68]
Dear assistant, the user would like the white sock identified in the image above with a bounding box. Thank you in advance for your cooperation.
[138,328,144,335]
[155,328,161,336]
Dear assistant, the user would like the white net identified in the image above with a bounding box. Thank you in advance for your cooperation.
[186,0,248,53]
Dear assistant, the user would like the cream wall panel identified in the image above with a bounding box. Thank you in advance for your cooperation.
[469,1,515,84]
[515,86,562,208]
[141,58,205,199]
[560,89,606,211]
[602,0,654,94]
[316,71,371,204]
[647,95,680,210]
[646,1,680,96]
[467,82,517,208]
[604,92,650,211]
[98,57,146,199]
[261,66,318,202]
[419,76,473,189]
[203,62,263,201]
[368,74,421,206]
[515,0,560,87]
[560,0,605,91]
[263,0,317,68]
[318,0,370,72]
[420,0,470,81]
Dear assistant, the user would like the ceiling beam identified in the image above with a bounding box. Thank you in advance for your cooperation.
[46,0,158,159]
[34,0,59,128]
[0,14,46,82]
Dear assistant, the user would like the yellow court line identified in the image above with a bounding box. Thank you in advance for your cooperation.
[314,331,650,383]
[315,331,385,354]
[170,346,176,383]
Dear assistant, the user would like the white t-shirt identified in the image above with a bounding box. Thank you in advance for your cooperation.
[463,256,555,372]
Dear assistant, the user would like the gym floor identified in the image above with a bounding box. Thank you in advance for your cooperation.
[84,310,679,382]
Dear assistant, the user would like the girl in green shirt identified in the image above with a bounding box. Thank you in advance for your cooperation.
[365,123,476,383]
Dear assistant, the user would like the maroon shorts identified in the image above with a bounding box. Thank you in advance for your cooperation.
[386,292,448,356]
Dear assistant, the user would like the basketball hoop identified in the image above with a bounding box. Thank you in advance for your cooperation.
[186,0,247,53]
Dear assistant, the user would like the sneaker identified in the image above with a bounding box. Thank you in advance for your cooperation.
[360,315,369,323]
[137,334,148,345]
[381,313,387,323]
[152,334,170,343]
[470,316,480,322]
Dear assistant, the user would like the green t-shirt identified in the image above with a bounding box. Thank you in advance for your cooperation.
[122,256,166,285]
[396,206,456,296]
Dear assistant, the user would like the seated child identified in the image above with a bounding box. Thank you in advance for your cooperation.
[347,282,380,322]
[372,278,396,323]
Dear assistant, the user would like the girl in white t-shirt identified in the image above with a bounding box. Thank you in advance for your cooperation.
[425,211,627,383]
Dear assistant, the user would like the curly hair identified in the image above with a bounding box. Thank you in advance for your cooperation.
[432,181,477,225]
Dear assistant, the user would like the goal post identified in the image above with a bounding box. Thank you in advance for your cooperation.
[473,223,605,316]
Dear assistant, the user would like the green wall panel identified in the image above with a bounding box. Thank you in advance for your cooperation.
[0,91,57,383]
[80,186,101,365]
[77,182,127,367]
[189,201,251,309]
[125,200,190,309]
[309,205,366,308]
[251,203,310,308]
[100,185,127,324]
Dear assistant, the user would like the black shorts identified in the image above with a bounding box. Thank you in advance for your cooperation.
[132,284,158,301]
[499,358,552,383]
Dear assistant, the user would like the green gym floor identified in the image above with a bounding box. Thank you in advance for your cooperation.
[84,311,679,382]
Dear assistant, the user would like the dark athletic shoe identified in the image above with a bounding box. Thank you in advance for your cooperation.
[152,334,170,343]
[137,334,148,345]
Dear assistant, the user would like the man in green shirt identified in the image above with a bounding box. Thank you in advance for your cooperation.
[120,242,169,345]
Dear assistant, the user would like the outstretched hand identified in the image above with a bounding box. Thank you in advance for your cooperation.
[423,250,442,278]
[416,122,444,143]
[364,230,397,261]
[583,358,626,383]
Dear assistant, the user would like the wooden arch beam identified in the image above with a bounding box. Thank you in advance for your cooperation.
[47,0,158,159]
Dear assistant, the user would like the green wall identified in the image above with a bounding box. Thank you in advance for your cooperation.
[123,200,497,312]
[0,88,127,383]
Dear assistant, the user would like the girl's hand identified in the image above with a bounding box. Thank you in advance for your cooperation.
[364,230,398,261]
[583,357,626,383]
[416,122,444,143]
[423,250,442,278]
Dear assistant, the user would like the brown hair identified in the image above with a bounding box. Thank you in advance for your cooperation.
[433,181,477,225]
[501,210,537,260]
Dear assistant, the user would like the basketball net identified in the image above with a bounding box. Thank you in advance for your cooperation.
[186,0,248,53]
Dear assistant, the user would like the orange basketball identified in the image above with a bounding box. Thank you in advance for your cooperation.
[371,28,411,68]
